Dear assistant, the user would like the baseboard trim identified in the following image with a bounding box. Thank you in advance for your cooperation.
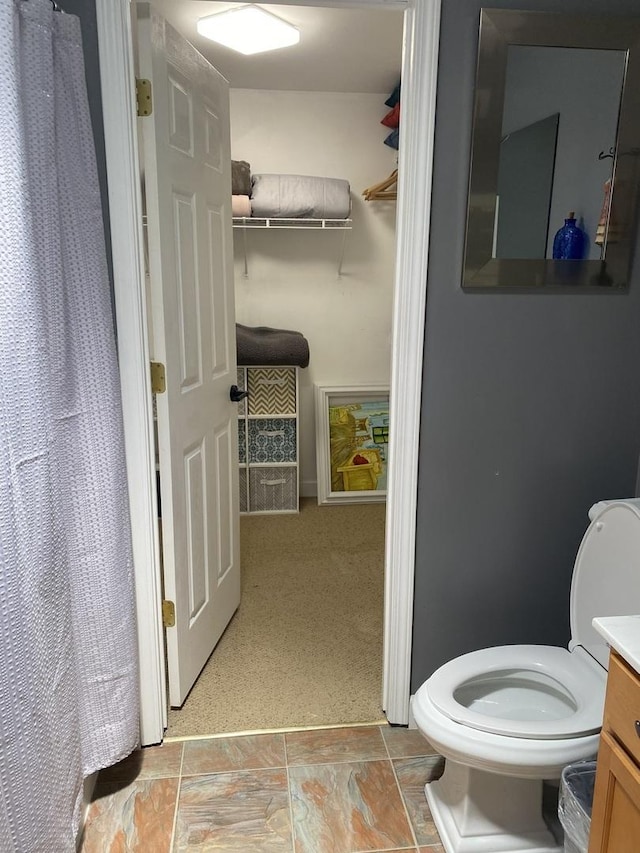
[408,694,417,729]
[76,772,98,850]
[300,479,317,498]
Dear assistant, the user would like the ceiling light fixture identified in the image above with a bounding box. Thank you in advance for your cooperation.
[196,5,300,56]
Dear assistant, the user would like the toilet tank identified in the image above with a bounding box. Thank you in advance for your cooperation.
[570,500,640,669]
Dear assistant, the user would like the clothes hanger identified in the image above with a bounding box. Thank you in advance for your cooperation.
[362,169,398,200]
[362,169,398,201]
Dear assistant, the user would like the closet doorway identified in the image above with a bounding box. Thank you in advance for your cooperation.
[148,0,402,736]
[97,0,438,745]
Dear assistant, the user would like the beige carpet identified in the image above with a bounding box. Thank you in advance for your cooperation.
[166,498,386,736]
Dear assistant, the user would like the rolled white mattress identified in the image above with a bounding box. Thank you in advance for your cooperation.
[250,173,351,219]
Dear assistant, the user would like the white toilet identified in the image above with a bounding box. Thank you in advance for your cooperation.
[412,499,640,853]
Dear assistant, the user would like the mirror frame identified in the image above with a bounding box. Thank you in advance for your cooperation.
[463,9,640,291]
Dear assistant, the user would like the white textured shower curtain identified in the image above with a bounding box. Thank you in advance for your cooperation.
[0,1,139,850]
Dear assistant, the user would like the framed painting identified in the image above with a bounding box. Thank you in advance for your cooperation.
[315,384,389,505]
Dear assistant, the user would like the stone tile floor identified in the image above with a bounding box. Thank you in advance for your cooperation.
[80,724,446,852]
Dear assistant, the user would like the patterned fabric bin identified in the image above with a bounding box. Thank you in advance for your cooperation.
[238,419,246,464]
[239,468,248,513]
[236,367,247,416]
[248,418,296,463]
[249,467,297,513]
[248,367,296,415]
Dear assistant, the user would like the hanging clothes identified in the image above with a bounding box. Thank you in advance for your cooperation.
[0,1,139,850]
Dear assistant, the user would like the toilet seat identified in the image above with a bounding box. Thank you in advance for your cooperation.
[412,680,602,779]
[426,644,605,740]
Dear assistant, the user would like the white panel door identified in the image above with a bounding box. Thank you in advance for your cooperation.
[137,4,240,707]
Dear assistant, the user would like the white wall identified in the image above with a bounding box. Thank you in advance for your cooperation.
[230,89,398,495]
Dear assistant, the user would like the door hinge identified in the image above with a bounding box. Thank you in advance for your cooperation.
[136,78,153,117]
[150,361,166,394]
[162,599,176,628]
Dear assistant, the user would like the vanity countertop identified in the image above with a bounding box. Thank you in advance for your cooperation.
[593,615,640,676]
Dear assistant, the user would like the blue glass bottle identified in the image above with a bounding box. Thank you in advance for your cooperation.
[552,212,586,260]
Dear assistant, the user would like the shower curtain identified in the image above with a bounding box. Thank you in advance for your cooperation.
[0,1,139,850]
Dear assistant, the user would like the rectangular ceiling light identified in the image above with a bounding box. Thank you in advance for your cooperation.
[196,5,300,56]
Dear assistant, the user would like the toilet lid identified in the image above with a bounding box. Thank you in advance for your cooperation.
[425,645,606,739]
[570,501,640,668]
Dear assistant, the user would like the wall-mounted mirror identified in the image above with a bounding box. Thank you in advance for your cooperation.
[463,10,640,290]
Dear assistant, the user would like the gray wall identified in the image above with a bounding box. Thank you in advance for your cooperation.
[58,0,113,292]
[411,0,640,692]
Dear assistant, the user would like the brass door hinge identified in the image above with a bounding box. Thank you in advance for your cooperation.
[162,599,175,628]
[136,78,153,116]
[150,361,166,394]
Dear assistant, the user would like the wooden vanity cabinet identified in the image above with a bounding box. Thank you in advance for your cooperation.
[588,651,640,852]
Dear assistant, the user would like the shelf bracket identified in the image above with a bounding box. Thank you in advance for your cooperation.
[337,227,348,279]
[232,217,352,279]
[241,225,249,278]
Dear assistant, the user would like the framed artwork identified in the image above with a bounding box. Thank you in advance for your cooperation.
[315,384,389,505]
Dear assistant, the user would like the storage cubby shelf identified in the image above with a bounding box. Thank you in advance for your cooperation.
[237,366,300,515]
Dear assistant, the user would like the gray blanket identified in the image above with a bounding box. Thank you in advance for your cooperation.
[250,174,351,219]
[236,324,310,368]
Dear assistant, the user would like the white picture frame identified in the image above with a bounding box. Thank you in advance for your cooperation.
[315,383,389,505]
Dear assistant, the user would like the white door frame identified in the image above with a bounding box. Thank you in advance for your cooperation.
[95,0,441,744]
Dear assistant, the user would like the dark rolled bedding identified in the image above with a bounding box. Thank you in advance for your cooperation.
[231,160,252,196]
[236,323,310,368]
